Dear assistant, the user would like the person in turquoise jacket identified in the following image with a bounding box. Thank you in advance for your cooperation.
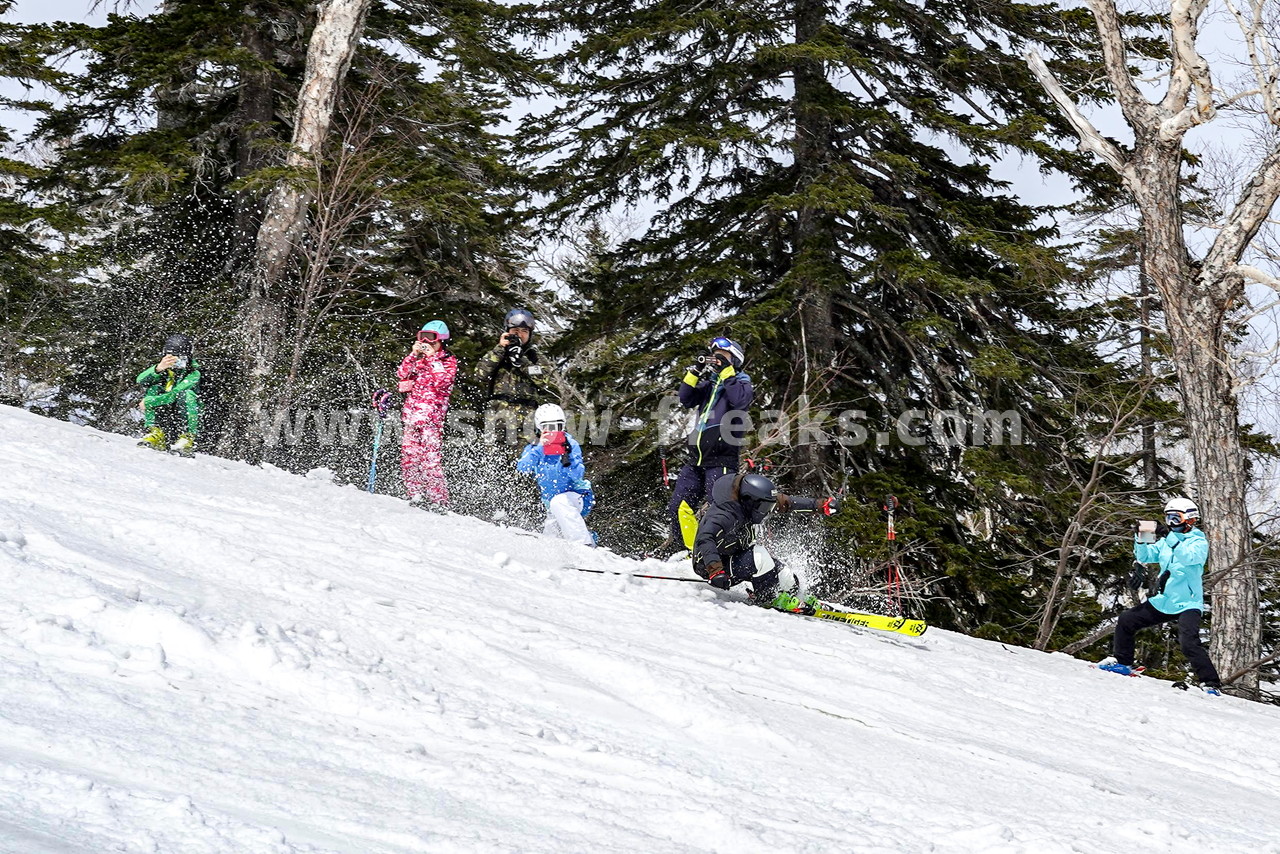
[137,333,202,455]
[1099,497,1222,691]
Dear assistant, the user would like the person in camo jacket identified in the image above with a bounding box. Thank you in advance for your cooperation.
[474,307,548,444]
[397,320,458,507]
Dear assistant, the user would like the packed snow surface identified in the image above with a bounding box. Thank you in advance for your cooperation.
[1,405,1278,853]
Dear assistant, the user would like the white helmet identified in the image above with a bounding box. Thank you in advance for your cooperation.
[1164,497,1199,522]
[534,403,566,431]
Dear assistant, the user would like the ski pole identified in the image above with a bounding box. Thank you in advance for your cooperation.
[367,419,384,493]
[368,389,393,494]
[883,494,902,616]
[567,566,704,583]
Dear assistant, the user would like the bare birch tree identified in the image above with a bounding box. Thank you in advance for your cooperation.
[1025,1,1280,696]
[1033,380,1156,651]
[236,0,373,460]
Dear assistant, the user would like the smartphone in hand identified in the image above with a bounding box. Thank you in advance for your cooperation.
[541,430,567,456]
[1136,520,1158,544]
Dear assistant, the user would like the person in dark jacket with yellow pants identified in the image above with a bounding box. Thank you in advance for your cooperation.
[659,336,753,556]
[137,333,201,455]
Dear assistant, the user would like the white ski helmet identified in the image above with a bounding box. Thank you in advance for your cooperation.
[534,403,566,431]
[1164,497,1200,522]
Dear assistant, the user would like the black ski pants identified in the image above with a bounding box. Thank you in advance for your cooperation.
[1113,601,1221,685]
[693,547,781,600]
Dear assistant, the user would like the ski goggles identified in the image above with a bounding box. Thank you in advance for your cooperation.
[537,420,566,433]
[417,329,447,343]
[709,336,745,365]
[1165,510,1197,527]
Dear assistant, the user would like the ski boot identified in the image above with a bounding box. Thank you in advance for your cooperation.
[169,432,196,456]
[1173,680,1222,696]
[1096,657,1143,677]
[769,590,819,615]
[138,426,167,451]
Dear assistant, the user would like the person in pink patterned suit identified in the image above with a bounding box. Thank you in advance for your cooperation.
[397,320,458,507]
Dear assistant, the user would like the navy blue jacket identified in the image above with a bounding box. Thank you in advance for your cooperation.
[678,365,753,466]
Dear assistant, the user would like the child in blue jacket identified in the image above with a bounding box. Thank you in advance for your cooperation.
[1099,497,1222,692]
[517,404,595,546]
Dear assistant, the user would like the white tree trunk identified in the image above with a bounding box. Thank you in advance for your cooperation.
[238,0,372,461]
[1026,0,1278,696]
[254,0,372,289]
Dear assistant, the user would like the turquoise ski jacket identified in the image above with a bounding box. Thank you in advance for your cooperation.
[1135,527,1208,614]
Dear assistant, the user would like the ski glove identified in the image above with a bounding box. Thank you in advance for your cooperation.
[820,496,841,516]
[541,430,568,456]
[687,359,712,379]
[706,562,731,590]
[1127,561,1148,592]
[371,388,395,417]
[1155,521,1171,538]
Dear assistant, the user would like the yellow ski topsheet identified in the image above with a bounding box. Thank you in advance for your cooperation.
[809,605,928,637]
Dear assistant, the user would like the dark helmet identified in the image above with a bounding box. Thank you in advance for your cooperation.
[504,308,535,332]
[710,336,745,369]
[161,333,193,360]
[739,473,778,523]
[739,473,778,503]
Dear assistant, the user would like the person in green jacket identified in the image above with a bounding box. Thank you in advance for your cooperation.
[137,333,201,454]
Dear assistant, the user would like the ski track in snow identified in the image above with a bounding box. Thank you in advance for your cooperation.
[0,404,1278,853]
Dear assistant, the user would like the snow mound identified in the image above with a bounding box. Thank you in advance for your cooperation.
[0,405,1277,853]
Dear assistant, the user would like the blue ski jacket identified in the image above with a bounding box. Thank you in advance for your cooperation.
[1135,527,1208,614]
[517,435,587,505]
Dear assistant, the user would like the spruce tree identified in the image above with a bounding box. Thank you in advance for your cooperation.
[10,0,536,475]
[0,1,77,409]
[525,0,1149,632]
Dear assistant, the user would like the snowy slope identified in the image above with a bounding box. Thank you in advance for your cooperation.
[0,406,1277,854]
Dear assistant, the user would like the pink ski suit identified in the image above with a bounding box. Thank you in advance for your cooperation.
[397,349,458,504]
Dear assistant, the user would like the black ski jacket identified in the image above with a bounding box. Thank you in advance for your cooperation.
[692,474,818,570]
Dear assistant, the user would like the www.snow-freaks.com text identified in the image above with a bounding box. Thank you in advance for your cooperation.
[257,397,1022,450]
